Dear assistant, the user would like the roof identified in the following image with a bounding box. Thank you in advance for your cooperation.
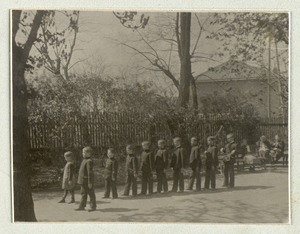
[195,59,268,83]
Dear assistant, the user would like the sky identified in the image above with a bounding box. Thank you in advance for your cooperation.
[70,11,223,92]
[19,11,289,96]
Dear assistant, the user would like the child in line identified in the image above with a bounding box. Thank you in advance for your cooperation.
[75,146,97,212]
[103,148,119,199]
[170,137,186,193]
[187,137,202,192]
[154,139,169,193]
[123,145,138,197]
[58,151,76,204]
[223,133,237,188]
[139,141,154,195]
[204,136,219,190]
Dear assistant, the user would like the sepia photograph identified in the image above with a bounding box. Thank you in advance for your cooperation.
[12,10,289,223]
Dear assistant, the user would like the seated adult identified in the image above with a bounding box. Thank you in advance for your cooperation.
[256,135,271,169]
[236,139,250,171]
[271,134,285,164]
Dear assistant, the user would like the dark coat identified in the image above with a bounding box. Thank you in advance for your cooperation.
[140,150,154,173]
[170,146,186,169]
[77,158,94,185]
[154,149,169,171]
[272,140,285,153]
[224,142,238,162]
[205,146,219,167]
[125,154,138,176]
[104,158,118,180]
[189,146,202,170]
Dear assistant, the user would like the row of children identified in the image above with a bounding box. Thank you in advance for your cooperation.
[59,134,238,212]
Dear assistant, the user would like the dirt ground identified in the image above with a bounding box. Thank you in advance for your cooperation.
[33,167,289,223]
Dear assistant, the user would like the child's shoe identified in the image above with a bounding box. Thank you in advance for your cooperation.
[58,199,65,203]
[68,199,75,204]
[75,207,85,211]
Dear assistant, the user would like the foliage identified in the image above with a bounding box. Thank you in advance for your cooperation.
[27,71,175,122]
[207,12,288,117]
[17,10,80,81]
[113,11,150,29]
[200,92,260,143]
[208,12,288,61]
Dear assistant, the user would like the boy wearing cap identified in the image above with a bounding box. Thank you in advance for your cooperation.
[139,141,154,195]
[170,137,186,192]
[58,151,76,203]
[123,145,138,196]
[75,146,97,212]
[103,148,119,199]
[187,137,202,191]
[204,136,219,190]
[154,139,169,193]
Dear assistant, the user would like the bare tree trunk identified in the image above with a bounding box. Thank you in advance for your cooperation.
[190,75,198,112]
[176,12,191,109]
[13,10,45,221]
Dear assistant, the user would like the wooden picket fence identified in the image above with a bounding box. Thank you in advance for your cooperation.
[27,113,288,153]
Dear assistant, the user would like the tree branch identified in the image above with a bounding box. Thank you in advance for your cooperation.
[22,11,46,64]
[64,11,80,80]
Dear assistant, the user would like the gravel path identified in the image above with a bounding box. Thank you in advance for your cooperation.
[33,167,289,223]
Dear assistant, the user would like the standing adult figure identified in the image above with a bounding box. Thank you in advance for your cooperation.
[223,133,238,188]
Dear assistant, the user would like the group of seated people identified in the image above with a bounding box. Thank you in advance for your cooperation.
[235,134,287,170]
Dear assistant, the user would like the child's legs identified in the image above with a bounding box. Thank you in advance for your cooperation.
[132,175,137,196]
[69,189,75,200]
[104,178,111,197]
[111,180,118,198]
[161,172,168,192]
[123,174,131,195]
[156,170,162,192]
[211,166,216,189]
[141,171,147,194]
[172,170,179,191]
[79,184,88,208]
[188,169,195,190]
[205,166,211,189]
[62,189,68,199]
[195,169,201,191]
[179,170,184,191]
[87,186,96,209]
[148,172,153,194]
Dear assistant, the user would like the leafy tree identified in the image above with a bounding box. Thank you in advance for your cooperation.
[20,11,80,82]
[13,9,81,221]
[13,10,46,222]
[208,12,288,117]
